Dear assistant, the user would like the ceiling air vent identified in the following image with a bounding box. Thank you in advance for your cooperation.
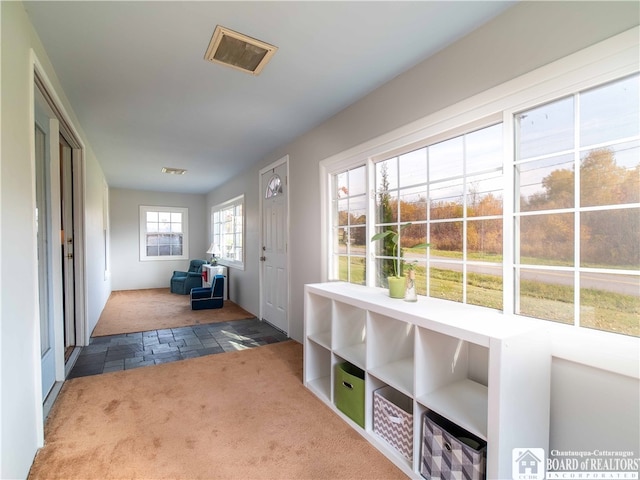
[204,25,277,76]
[161,167,187,175]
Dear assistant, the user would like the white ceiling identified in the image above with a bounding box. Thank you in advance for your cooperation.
[25,1,515,194]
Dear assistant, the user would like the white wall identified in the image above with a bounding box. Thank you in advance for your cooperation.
[1,2,110,477]
[205,175,260,317]
[1,4,41,476]
[209,0,640,344]
[109,188,207,292]
[84,164,112,338]
[207,0,639,457]
[551,358,640,453]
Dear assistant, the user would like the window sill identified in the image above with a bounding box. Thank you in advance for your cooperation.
[217,260,244,271]
[140,256,189,262]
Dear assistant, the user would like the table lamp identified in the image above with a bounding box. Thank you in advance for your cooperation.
[206,243,220,265]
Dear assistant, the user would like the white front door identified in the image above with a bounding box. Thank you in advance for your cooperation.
[260,159,289,334]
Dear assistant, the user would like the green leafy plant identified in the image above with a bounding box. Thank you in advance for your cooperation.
[371,223,429,278]
[371,225,405,278]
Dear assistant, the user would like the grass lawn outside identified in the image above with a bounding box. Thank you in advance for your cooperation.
[337,255,638,336]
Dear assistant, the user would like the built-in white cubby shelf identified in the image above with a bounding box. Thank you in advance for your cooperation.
[304,282,551,479]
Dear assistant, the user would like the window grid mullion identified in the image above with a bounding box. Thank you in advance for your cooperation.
[426,147,431,296]
[462,134,468,305]
[366,159,375,287]
[574,92,582,328]
[503,112,516,316]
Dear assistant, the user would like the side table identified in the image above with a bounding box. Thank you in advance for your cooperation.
[202,264,228,299]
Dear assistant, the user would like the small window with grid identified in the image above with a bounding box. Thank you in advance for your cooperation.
[139,206,188,261]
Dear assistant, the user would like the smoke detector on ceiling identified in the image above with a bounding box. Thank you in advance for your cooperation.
[204,25,277,76]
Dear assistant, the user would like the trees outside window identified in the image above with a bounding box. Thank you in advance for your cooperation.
[332,166,367,284]
[514,75,639,335]
[373,123,504,308]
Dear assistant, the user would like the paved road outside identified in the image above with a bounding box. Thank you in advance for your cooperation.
[404,252,639,296]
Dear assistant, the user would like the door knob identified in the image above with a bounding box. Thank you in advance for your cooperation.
[260,256,266,262]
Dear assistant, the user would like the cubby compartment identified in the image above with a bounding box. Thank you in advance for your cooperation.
[367,312,414,397]
[415,328,489,440]
[332,301,366,369]
[420,409,487,480]
[304,340,331,401]
[305,293,332,348]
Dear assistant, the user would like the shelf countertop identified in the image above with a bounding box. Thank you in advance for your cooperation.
[305,282,544,347]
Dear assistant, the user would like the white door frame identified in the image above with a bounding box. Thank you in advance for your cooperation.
[258,155,290,334]
[31,52,88,411]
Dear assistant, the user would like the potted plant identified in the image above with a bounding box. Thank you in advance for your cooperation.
[371,223,411,298]
[372,225,431,299]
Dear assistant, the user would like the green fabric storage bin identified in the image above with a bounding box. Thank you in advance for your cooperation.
[334,362,365,428]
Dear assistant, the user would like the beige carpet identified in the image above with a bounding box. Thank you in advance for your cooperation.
[29,341,405,480]
[92,288,256,337]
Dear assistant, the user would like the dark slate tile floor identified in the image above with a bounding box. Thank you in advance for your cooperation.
[68,318,288,379]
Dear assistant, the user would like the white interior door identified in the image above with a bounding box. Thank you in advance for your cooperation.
[260,160,289,334]
[60,139,77,352]
[35,111,55,399]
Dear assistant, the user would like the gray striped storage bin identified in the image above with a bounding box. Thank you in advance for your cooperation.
[373,386,413,461]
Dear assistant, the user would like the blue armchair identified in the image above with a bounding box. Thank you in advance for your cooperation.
[170,259,207,294]
[190,274,225,310]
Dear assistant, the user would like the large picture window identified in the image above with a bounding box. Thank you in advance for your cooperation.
[514,74,639,335]
[139,206,188,261]
[373,123,504,309]
[324,57,638,337]
[211,195,244,269]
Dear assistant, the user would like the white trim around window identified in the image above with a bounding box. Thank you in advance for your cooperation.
[210,194,245,270]
[139,205,189,261]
